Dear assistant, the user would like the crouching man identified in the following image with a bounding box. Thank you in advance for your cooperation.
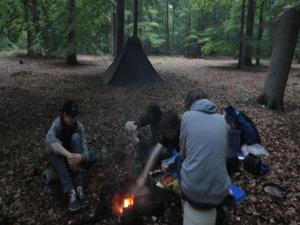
[180,88,230,225]
[45,100,89,212]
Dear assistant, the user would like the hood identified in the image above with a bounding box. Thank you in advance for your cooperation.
[190,99,217,114]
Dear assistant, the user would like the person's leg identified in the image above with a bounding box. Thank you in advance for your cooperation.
[49,152,74,193]
[48,146,80,212]
[70,133,88,208]
[182,200,217,225]
[70,133,84,188]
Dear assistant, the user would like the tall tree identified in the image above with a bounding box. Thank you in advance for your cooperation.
[257,4,300,110]
[185,0,192,57]
[238,0,246,67]
[115,0,125,57]
[65,0,78,65]
[112,5,117,56]
[172,3,175,49]
[22,0,35,56]
[166,0,170,54]
[256,0,265,66]
[133,0,138,39]
[241,0,256,66]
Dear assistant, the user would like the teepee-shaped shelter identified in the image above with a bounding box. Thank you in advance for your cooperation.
[102,0,164,86]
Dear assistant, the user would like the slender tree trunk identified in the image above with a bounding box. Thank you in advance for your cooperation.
[65,0,78,65]
[238,0,246,67]
[241,0,256,66]
[41,0,51,54]
[31,0,40,37]
[139,0,142,37]
[133,0,138,39]
[268,0,274,53]
[185,1,192,57]
[256,0,265,66]
[23,0,35,56]
[166,0,170,54]
[115,0,125,58]
[257,5,300,110]
[111,6,117,57]
[172,5,175,50]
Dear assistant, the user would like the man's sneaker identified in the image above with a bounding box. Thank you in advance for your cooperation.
[68,189,80,212]
[76,186,88,208]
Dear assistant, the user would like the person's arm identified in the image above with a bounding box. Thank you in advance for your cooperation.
[46,118,71,158]
[179,116,187,159]
[137,114,150,128]
[77,121,89,162]
[136,143,164,187]
[67,122,89,170]
[51,143,72,157]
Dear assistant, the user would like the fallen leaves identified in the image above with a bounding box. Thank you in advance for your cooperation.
[0,55,299,225]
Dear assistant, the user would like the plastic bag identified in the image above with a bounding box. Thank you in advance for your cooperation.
[241,144,269,157]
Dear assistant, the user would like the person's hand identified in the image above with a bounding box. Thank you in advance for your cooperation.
[132,137,140,145]
[161,164,169,173]
[67,153,82,171]
[136,176,146,188]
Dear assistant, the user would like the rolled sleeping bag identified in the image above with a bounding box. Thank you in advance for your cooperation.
[42,167,59,185]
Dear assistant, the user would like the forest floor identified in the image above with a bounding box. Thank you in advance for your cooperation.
[0,55,299,225]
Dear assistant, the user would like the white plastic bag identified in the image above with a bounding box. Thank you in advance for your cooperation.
[241,144,269,157]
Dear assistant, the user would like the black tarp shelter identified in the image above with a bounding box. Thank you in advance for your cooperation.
[102,37,165,86]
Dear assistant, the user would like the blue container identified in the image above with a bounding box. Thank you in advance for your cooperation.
[230,182,247,205]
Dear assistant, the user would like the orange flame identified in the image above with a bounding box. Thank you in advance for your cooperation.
[113,194,135,216]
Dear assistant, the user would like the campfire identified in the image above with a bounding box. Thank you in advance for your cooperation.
[113,193,135,217]
[111,183,167,225]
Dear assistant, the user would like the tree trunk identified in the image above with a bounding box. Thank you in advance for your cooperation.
[116,0,125,58]
[256,0,265,66]
[166,0,170,54]
[65,0,78,65]
[257,5,300,110]
[31,0,40,38]
[133,0,138,39]
[241,0,256,66]
[111,5,117,57]
[41,0,51,54]
[268,0,274,54]
[185,1,192,57]
[22,0,35,56]
[172,5,175,50]
[238,0,246,67]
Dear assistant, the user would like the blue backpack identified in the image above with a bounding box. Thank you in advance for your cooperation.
[224,106,261,145]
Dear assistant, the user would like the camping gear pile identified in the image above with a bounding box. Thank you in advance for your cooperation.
[224,106,269,176]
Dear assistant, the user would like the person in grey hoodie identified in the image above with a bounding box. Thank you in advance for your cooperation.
[180,88,230,225]
[45,100,90,212]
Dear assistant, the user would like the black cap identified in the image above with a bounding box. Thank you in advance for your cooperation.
[62,100,79,117]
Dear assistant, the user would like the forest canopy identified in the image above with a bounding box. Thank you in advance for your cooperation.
[0,0,299,59]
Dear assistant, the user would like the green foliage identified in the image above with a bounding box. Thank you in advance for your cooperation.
[0,0,298,58]
[139,21,165,48]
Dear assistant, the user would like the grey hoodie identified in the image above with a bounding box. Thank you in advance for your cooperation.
[180,99,230,205]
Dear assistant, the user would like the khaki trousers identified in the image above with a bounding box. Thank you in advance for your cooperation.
[182,200,217,225]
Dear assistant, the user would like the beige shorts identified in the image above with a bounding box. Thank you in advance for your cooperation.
[182,200,217,225]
